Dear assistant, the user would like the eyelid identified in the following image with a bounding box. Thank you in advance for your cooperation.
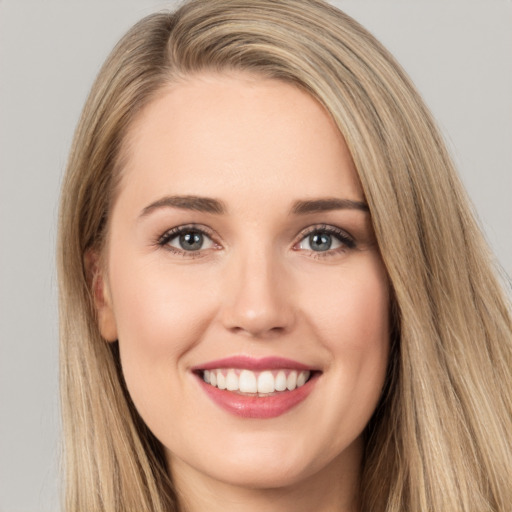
[155,222,356,258]
[157,224,215,244]
[156,223,221,256]
[293,224,356,252]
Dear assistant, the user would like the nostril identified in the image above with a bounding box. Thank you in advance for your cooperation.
[227,324,289,339]
[218,266,296,336]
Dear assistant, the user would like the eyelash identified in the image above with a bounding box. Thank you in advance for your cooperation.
[295,224,356,258]
[157,224,218,259]
[156,223,356,259]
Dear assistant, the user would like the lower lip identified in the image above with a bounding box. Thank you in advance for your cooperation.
[196,373,319,419]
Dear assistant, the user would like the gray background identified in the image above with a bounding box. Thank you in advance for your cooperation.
[1,1,510,510]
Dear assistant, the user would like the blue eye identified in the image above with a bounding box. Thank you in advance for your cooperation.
[176,231,205,251]
[159,227,215,253]
[307,232,334,252]
[296,226,355,253]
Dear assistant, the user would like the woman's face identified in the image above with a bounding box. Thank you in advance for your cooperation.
[97,73,390,493]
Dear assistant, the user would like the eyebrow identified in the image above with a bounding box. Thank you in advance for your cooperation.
[140,195,226,217]
[139,195,369,219]
[290,198,369,215]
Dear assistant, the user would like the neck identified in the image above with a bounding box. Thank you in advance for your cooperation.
[170,438,362,512]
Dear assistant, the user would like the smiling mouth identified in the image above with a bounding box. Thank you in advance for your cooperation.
[194,358,320,418]
[199,368,312,396]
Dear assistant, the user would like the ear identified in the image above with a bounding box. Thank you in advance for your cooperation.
[84,250,118,342]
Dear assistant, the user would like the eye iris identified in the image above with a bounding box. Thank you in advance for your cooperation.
[179,232,203,251]
[309,232,331,251]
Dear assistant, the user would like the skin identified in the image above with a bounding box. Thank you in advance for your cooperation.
[95,73,390,512]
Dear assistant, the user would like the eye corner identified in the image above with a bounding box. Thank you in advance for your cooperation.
[155,223,222,257]
[293,224,357,257]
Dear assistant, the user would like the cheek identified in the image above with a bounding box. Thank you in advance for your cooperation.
[300,255,390,415]
[111,255,215,349]
[301,255,390,349]
[108,257,218,412]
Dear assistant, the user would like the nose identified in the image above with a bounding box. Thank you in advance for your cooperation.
[219,247,296,338]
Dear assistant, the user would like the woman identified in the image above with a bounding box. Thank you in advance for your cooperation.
[57,0,512,510]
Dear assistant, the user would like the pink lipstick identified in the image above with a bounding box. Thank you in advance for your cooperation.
[192,356,319,419]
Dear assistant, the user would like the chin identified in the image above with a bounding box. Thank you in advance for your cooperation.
[168,431,361,493]
[200,457,314,490]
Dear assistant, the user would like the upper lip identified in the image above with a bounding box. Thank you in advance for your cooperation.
[192,356,316,372]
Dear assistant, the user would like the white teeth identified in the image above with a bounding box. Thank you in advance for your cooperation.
[257,371,275,394]
[275,371,287,391]
[286,371,297,391]
[217,372,226,390]
[296,371,308,387]
[226,370,238,391]
[239,369,257,393]
[202,368,311,394]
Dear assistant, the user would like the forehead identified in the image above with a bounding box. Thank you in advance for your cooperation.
[116,72,363,213]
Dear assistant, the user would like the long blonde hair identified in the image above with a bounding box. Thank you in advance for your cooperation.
[58,1,512,510]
